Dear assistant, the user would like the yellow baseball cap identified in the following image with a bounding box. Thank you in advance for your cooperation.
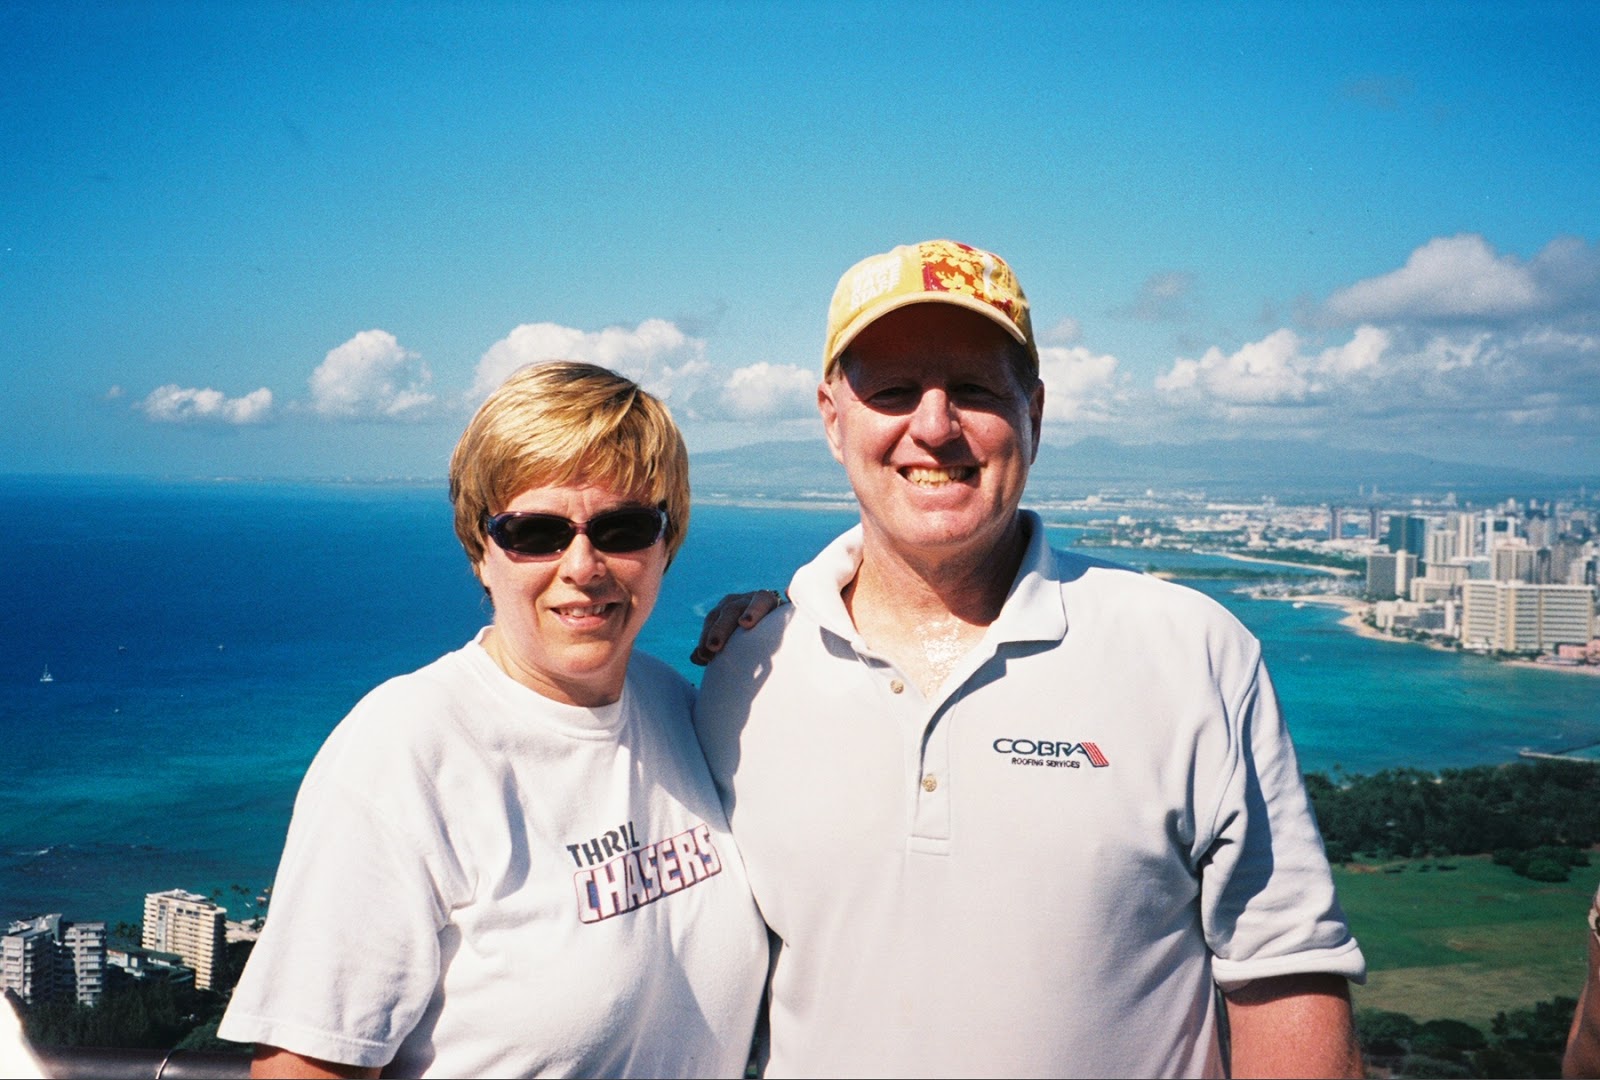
[822,239,1037,377]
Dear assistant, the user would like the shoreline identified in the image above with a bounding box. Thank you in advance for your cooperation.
[1504,657,1600,677]
[1200,548,1600,679]
[1198,549,1359,577]
[1253,589,1600,677]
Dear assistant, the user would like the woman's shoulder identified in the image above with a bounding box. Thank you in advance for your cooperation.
[625,650,695,703]
[312,645,489,775]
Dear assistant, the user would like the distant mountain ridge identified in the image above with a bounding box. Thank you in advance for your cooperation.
[690,437,1598,503]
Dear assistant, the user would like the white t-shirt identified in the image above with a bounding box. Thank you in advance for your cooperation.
[220,632,767,1078]
[0,996,44,1080]
[695,514,1365,1078]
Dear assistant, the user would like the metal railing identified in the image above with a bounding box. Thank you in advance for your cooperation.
[33,1046,250,1079]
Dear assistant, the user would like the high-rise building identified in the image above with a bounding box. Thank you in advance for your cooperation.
[1492,541,1540,584]
[2,917,59,1005]
[1423,528,1458,570]
[1526,512,1556,550]
[1424,561,1471,587]
[143,889,226,991]
[1552,539,1591,586]
[1387,514,1429,559]
[62,920,106,1006]
[2,914,105,1006]
[1327,505,1344,541]
[1461,581,1595,653]
[1367,551,1416,600]
[1368,506,1382,541]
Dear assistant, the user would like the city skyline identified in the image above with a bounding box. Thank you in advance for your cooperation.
[3,1,1597,479]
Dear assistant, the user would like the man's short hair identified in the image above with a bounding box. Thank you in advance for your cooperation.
[449,361,691,571]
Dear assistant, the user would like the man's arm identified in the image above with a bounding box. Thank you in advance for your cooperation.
[251,1045,379,1079]
[1223,972,1363,1079]
[1564,908,1600,1078]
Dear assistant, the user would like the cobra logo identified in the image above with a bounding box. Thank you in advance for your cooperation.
[992,738,1110,768]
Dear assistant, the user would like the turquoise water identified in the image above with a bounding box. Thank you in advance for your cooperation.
[2,477,1595,926]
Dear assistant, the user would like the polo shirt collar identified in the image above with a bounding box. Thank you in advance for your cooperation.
[786,524,866,645]
[786,510,1068,652]
[991,510,1069,647]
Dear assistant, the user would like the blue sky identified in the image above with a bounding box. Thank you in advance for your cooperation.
[3,0,1597,479]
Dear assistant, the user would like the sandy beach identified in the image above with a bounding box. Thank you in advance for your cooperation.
[1260,590,1600,675]
[1268,593,1405,645]
[1504,657,1600,677]
[1195,550,1360,577]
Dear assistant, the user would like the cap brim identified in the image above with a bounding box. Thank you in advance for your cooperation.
[824,292,1031,374]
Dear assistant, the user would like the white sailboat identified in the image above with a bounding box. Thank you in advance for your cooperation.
[39,665,54,683]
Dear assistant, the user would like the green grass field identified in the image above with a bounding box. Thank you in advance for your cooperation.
[1335,854,1591,1029]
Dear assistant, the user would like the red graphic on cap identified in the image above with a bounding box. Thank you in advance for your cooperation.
[919,242,1017,319]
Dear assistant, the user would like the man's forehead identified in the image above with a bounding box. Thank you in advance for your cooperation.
[838,303,1024,376]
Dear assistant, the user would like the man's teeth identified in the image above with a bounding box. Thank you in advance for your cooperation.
[904,467,972,486]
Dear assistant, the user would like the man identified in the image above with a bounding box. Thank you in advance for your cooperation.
[694,239,1366,1078]
[1564,883,1600,1077]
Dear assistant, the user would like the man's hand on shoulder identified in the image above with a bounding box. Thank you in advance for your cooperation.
[689,589,787,666]
[1224,972,1362,1079]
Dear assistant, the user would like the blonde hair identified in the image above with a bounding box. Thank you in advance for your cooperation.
[449,361,690,571]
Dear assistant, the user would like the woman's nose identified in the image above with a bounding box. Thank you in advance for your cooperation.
[558,535,608,582]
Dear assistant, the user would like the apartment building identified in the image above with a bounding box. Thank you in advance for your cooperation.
[142,889,226,991]
[1366,551,1417,600]
[1461,580,1596,653]
[2,914,105,1006]
[1492,541,1545,584]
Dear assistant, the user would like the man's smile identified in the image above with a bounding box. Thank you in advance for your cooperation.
[901,466,976,487]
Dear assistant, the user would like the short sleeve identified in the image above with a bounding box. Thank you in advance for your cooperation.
[218,709,461,1067]
[1199,660,1367,991]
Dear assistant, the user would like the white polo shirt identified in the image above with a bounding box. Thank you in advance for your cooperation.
[694,512,1364,1079]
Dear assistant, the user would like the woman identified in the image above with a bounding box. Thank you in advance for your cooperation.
[219,362,767,1078]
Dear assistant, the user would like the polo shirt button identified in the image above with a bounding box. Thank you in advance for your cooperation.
[889,679,905,694]
[922,775,938,792]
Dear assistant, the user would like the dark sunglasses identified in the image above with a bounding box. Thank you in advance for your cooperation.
[483,506,668,557]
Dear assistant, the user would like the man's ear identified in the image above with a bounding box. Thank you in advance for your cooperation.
[1028,378,1044,464]
[818,380,847,466]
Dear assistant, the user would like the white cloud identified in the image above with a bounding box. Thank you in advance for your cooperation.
[471,319,710,406]
[719,362,817,419]
[1088,232,1600,460]
[1324,234,1600,323]
[308,329,434,419]
[1156,329,1311,404]
[1150,319,1600,448]
[1040,316,1082,346]
[1038,344,1124,422]
[648,357,716,419]
[1313,324,1389,378]
[139,384,273,424]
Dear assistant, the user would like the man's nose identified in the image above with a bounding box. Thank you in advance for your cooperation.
[908,388,960,444]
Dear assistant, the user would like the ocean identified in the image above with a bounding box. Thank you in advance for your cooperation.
[3,475,1597,928]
